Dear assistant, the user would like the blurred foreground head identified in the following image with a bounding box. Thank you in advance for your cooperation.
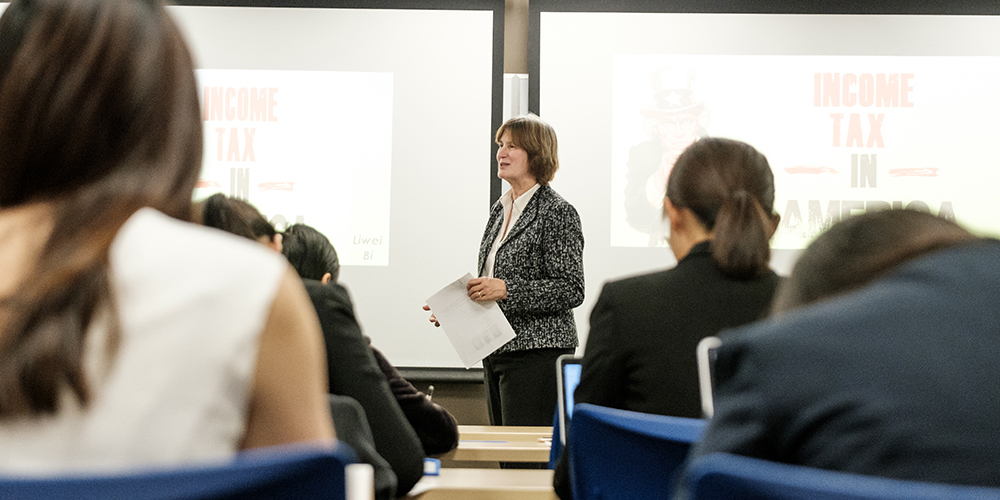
[772,209,978,314]
[0,0,202,416]
[0,0,202,215]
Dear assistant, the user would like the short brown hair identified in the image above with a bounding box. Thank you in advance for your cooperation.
[495,114,559,185]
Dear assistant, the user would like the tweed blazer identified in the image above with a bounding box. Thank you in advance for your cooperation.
[477,185,584,355]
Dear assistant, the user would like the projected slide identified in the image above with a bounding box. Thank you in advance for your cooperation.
[167,3,496,368]
[611,55,1000,249]
[193,69,393,266]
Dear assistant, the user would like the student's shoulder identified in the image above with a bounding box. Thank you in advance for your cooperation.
[111,207,286,296]
[598,268,673,302]
[117,207,279,263]
[301,279,356,312]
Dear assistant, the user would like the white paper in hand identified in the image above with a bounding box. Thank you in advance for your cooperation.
[426,273,516,368]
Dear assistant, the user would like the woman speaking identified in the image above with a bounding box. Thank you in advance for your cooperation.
[433,114,584,429]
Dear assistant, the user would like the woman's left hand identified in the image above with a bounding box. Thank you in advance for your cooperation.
[467,277,507,302]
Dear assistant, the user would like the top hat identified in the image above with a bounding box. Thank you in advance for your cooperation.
[640,67,706,117]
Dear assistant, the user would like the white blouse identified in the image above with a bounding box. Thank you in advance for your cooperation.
[0,208,286,475]
[482,183,540,279]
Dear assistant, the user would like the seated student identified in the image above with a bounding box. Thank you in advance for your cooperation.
[686,209,1000,487]
[0,0,333,473]
[555,138,782,499]
[201,199,424,498]
[282,223,460,456]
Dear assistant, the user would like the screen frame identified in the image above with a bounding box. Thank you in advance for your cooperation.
[173,0,507,209]
[171,0,505,375]
[527,0,1000,373]
[556,353,583,445]
[528,0,1000,116]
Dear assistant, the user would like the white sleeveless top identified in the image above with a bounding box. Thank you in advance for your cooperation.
[0,208,286,474]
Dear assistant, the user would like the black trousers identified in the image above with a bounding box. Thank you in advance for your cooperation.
[482,347,575,427]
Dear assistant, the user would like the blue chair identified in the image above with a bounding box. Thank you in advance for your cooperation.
[568,403,707,500]
[684,453,1000,500]
[0,442,357,500]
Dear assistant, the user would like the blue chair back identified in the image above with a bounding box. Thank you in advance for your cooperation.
[568,403,707,500]
[684,453,1000,500]
[0,442,357,500]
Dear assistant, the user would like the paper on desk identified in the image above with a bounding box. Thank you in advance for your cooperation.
[426,273,516,368]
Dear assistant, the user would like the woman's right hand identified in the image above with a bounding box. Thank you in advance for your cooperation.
[422,304,440,327]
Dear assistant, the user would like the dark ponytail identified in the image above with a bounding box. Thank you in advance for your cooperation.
[666,138,776,279]
[712,189,772,278]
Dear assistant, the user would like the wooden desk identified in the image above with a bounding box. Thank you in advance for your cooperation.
[407,468,557,500]
[439,426,553,463]
[457,425,552,441]
[440,439,551,462]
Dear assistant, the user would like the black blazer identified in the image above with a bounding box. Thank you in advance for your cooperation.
[369,344,459,456]
[302,280,424,496]
[554,242,778,500]
[477,185,585,355]
[574,241,779,419]
[688,239,1000,487]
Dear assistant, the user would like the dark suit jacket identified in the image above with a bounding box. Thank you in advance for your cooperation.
[369,345,459,456]
[554,242,778,499]
[689,239,1000,487]
[327,395,397,500]
[302,280,424,496]
[575,241,778,418]
[477,185,585,355]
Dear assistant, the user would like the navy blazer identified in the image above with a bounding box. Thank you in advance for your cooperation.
[689,239,1000,487]
[477,185,584,355]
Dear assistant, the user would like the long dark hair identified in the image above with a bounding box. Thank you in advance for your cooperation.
[666,138,776,279]
[0,0,202,417]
